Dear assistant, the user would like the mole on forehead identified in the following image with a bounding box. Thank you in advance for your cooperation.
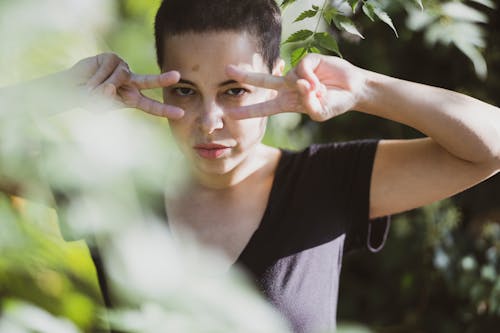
[191,64,200,71]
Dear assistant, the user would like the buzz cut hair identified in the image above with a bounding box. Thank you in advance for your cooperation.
[154,0,282,72]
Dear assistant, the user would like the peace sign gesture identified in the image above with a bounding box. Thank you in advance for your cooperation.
[225,54,366,122]
[70,53,184,119]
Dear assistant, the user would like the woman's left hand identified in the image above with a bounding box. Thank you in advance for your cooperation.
[225,53,366,121]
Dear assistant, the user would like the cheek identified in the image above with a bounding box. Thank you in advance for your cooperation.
[231,118,267,145]
[168,115,196,142]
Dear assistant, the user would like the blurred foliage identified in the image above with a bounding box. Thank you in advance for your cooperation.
[0,194,102,331]
[0,0,499,332]
[339,200,500,332]
[281,0,495,78]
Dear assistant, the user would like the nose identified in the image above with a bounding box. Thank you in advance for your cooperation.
[199,100,224,134]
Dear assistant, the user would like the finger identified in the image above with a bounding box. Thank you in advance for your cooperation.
[226,65,285,90]
[296,79,322,114]
[97,62,131,96]
[86,54,121,90]
[296,54,321,91]
[226,100,283,120]
[297,79,311,95]
[131,71,180,90]
[134,94,184,119]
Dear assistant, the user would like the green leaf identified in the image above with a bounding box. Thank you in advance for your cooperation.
[333,15,364,39]
[294,9,318,23]
[373,5,399,37]
[362,2,376,21]
[454,41,487,80]
[290,47,308,67]
[312,5,319,11]
[280,0,297,9]
[414,0,424,10]
[347,0,361,13]
[470,0,496,9]
[441,2,488,24]
[322,5,338,24]
[308,47,322,54]
[284,29,313,44]
[313,32,341,56]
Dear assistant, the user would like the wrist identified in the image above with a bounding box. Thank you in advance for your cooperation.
[353,68,380,114]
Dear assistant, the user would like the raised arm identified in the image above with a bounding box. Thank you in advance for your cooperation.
[226,54,500,219]
[356,65,500,218]
[0,53,184,118]
[0,53,185,198]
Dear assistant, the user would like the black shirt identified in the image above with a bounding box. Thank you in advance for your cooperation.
[233,139,390,333]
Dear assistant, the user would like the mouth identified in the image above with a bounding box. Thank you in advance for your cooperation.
[193,143,232,160]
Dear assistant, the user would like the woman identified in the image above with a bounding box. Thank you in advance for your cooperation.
[1,0,499,332]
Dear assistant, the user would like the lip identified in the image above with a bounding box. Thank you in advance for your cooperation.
[193,143,231,160]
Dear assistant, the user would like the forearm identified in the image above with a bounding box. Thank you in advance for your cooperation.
[356,70,500,165]
[0,69,82,117]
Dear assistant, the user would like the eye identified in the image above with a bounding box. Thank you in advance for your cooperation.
[173,87,196,96]
[225,88,249,97]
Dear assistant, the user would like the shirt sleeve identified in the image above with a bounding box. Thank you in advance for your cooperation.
[336,139,391,253]
[303,139,391,253]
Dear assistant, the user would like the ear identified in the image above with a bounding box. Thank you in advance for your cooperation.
[272,58,285,76]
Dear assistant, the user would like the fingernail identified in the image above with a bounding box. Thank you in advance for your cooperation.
[171,108,184,119]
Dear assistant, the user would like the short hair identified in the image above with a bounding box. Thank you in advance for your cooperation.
[154,0,282,72]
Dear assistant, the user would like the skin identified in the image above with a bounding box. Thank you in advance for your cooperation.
[160,32,283,189]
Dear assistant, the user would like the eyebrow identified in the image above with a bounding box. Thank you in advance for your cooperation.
[178,78,239,87]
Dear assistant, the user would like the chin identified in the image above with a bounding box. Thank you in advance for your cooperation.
[199,159,236,175]
[193,153,244,176]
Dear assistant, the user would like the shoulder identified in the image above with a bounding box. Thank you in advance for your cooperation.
[278,139,381,168]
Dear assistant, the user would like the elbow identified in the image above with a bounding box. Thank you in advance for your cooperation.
[492,133,500,171]
[472,143,500,173]
[494,153,500,172]
[487,144,500,172]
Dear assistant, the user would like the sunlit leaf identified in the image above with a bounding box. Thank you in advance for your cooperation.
[470,0,496,9]
[308,46,322,54]
[455,41,487,80]
[322,5,338,24]
[362,2,376,21]
[313,32,341,56]
[414,0,424,10]
[406,8,437,31]
[333,15,364,39]
[294,9,318,23]
[290,47,307,67]
[280,0,297,9]
[441,2,488,24]
[425,19,488,79]
[0,300,81,333]
[284,29,313,44]
[347,0,361,13]
[373,6,399,37]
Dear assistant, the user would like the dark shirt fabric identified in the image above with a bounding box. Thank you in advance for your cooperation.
[232,139,390,333]
[59,139,390,333]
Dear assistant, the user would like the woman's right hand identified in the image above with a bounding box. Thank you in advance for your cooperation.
[67,53,184,119]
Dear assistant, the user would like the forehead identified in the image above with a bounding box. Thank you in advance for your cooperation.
[162,31,268,80]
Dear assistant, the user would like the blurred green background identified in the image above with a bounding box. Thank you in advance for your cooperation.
[0,0,499,332]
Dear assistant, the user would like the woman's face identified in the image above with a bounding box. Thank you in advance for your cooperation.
[161,31,279,176]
